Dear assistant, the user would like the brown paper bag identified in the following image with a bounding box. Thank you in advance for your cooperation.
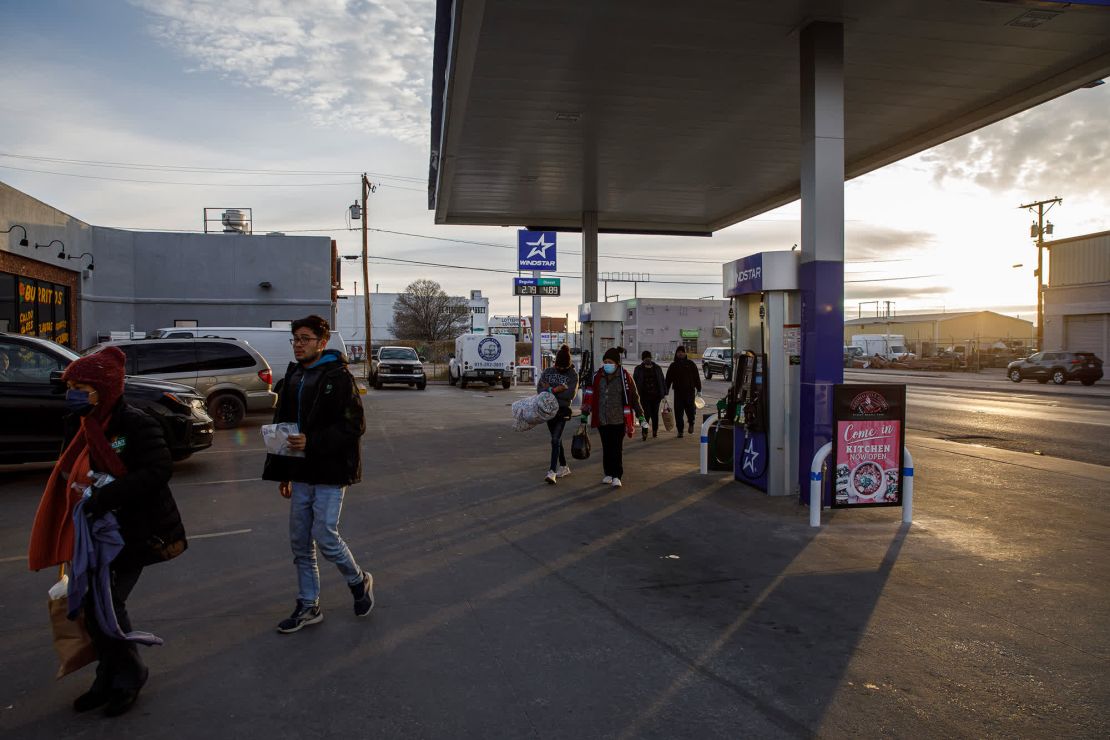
[661,399,675,432]
[48,567,95,679]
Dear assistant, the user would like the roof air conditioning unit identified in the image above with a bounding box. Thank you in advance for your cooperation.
[222,209,249,233]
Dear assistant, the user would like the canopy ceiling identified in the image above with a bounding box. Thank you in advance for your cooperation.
[429,0,1110,235]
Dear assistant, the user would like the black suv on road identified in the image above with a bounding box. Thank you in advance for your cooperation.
[1007,351,1103,386]
[0,332,214,464]
[701,347,733,380]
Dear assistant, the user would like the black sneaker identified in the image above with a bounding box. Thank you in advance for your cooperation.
[688,422,695,434]
[277,601,323,633]
[350,571,375,617]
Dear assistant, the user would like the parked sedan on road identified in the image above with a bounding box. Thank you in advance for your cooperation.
[0,332,214,464]
[1007,351,1103,386]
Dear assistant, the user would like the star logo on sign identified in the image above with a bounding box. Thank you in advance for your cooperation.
[525,233,553,259]
[742,438,760,475]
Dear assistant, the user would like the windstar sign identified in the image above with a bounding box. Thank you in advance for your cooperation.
[517,230,557,271]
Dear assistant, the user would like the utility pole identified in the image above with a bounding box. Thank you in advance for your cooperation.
[1018,196,1061,351]
[361,173,373,380]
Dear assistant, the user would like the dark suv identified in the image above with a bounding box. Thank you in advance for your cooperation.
[1007,351,1103,386]
[701,347,733,380]
[0,332,214,464]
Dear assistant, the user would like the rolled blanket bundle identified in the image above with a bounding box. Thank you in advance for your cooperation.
[511,391,559,431]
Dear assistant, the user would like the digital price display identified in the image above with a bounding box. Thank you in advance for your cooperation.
[513,277,561,296]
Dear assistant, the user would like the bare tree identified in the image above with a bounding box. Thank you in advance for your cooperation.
[390,279,470,341]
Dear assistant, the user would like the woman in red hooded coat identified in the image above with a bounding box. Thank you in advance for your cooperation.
[28,346,186,717]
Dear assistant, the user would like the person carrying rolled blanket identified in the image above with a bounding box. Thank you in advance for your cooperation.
[537,345,579,484]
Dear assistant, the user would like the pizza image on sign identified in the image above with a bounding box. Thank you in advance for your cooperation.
[831,384,905,508]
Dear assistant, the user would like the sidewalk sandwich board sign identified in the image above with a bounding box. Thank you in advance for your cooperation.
[831,384,906,508]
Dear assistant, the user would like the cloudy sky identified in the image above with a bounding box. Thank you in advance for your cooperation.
[1,0,1107,326]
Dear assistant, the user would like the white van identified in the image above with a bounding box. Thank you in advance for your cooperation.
[448,333,514,389]
[150,327,348,380]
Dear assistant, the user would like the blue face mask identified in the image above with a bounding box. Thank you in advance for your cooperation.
[65,389,95,416]
[603,363,617,375]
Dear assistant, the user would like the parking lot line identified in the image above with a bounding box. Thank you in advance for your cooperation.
[178,477,262,486]
[0,527,254,565]
[189,528,253,540]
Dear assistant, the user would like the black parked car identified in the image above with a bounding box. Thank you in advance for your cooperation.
[701,346,733,380]
[1006,351,1103,386]
[0,332,214,464]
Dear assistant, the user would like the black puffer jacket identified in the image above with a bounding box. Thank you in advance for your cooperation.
[632,362,666,401]
[70,402,187,569]
[262,350,365,486]
[665,357,703,398]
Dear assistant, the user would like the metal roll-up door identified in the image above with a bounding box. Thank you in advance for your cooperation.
[1064,314,1108,358]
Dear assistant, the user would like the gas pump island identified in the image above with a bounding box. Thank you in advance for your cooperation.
[722,252,802,498]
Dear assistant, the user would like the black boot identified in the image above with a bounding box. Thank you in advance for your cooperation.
[73,686,111,713]
[103,688,141,717]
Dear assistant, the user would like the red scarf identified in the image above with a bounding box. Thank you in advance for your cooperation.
[28,404,128,571]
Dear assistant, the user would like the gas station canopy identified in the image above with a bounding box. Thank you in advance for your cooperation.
[429,0,1110,235]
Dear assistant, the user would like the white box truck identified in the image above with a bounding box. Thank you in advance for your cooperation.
[449,334,514,389]
[850,334,915,361]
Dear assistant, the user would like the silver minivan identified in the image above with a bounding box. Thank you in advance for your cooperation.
[149,326,348,382]
[85,338,277,428]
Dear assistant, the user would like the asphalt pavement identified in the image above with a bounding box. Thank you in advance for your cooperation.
[0,378,1106,738]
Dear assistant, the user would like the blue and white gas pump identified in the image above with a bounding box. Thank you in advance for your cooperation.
[722,252,801,497]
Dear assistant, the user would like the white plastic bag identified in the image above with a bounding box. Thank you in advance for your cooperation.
[261,422,306,457]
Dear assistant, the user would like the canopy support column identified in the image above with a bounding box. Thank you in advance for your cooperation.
[798,21,846,502]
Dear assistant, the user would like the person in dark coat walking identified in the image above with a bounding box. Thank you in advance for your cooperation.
[665,344,702,437]
[262,315,373,634]
[29,346,186,717]
[632,350,666,440]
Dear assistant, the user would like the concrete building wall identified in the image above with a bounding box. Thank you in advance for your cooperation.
[3,181,334,348]
[336,293,399,346]
[1044,231,1110,358]
[80,229,333,346]
[468,290,489,333]
[621,298,730,359]
[1,181,90,345]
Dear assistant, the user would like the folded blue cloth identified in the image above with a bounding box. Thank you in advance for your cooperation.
[67,498,163,646]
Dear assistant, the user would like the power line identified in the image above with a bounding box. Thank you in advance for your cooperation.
[0,151,424,182]
[0,164,353,187]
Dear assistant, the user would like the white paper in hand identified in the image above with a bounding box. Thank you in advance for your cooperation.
[261,422,306,457]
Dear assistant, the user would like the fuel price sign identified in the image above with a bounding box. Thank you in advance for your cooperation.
[513,277,561,296]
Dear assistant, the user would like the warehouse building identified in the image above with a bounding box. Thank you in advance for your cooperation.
[583,298,731,360]
[2,181,336,349]
[844,310,1033,356]
[1043,230,1110,360]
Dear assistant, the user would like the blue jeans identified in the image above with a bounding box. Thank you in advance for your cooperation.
[289,482,363,605]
